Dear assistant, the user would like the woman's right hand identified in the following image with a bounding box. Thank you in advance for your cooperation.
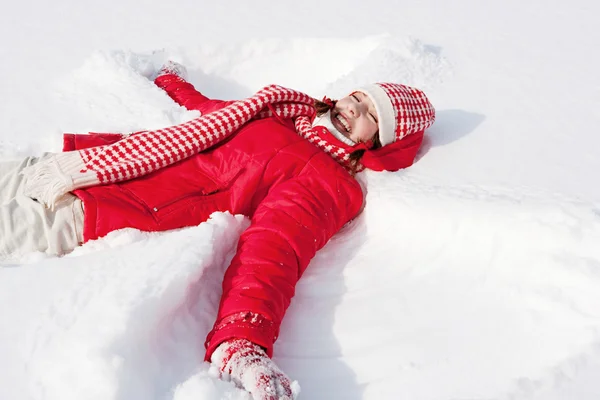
[211,338,298,399]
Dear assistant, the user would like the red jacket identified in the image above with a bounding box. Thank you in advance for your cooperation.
[64,75,364,360]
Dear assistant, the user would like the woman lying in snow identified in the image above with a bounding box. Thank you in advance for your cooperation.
[0,61,435,399]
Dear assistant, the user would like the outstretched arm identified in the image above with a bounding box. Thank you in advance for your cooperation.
[205,160,363,357]
[153,61,226,113]
[205,160,363,399]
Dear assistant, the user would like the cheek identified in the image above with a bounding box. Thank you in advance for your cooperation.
[355,120,377,141]
[351,123,376,149]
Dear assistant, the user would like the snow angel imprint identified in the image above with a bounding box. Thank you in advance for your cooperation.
[0,61,435,399]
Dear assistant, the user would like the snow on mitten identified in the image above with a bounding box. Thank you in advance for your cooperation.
[211,338,298,400]
[155,60,188,81]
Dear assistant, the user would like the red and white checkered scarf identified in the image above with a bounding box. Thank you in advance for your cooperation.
[22,84,360,209]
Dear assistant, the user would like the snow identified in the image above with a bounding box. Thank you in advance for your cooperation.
[1,0,600,399]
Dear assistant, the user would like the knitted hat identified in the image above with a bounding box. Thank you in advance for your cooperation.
[357,83,435,147]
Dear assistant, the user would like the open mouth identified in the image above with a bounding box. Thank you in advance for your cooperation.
[331,112,351,136]
[327,111,356,146]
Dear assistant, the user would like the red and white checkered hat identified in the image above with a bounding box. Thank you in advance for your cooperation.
[357,82,435,147]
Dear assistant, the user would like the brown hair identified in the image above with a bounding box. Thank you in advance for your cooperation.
[313,98,382,174]
[347,134,382,174]
[314,98,335,117]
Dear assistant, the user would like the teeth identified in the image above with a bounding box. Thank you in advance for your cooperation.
[336,114,351,132]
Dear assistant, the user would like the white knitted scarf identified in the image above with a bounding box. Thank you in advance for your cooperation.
[21,85,361,209]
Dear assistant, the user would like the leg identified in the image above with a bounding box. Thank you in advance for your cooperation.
[0,159,25,204]
[0,156,84,262]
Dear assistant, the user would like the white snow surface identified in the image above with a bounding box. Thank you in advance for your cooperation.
[1,0,600,399]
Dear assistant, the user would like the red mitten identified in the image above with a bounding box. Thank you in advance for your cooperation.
[211,338,298,400]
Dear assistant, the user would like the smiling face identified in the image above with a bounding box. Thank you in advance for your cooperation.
[330,91,379,146]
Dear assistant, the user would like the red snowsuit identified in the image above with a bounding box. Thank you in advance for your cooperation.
[63,74,364,359]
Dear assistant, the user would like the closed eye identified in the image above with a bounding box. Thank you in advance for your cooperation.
[352,92,378,123]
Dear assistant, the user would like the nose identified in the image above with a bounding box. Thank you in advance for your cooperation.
[348,101,365,118]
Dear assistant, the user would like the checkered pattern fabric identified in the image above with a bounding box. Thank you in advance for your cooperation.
[22,82,434,209]
[378,82,436,142]
[77,85,335,184]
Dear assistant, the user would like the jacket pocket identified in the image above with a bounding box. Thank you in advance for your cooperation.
[121,164,244,228]
[150,165,244,212]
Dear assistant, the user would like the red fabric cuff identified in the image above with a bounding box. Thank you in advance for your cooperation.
[204,312,278,361]
[154,73,187,89]
[63,134,76,152]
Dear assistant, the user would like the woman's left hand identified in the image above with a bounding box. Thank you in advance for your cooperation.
[211,338,298,399]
